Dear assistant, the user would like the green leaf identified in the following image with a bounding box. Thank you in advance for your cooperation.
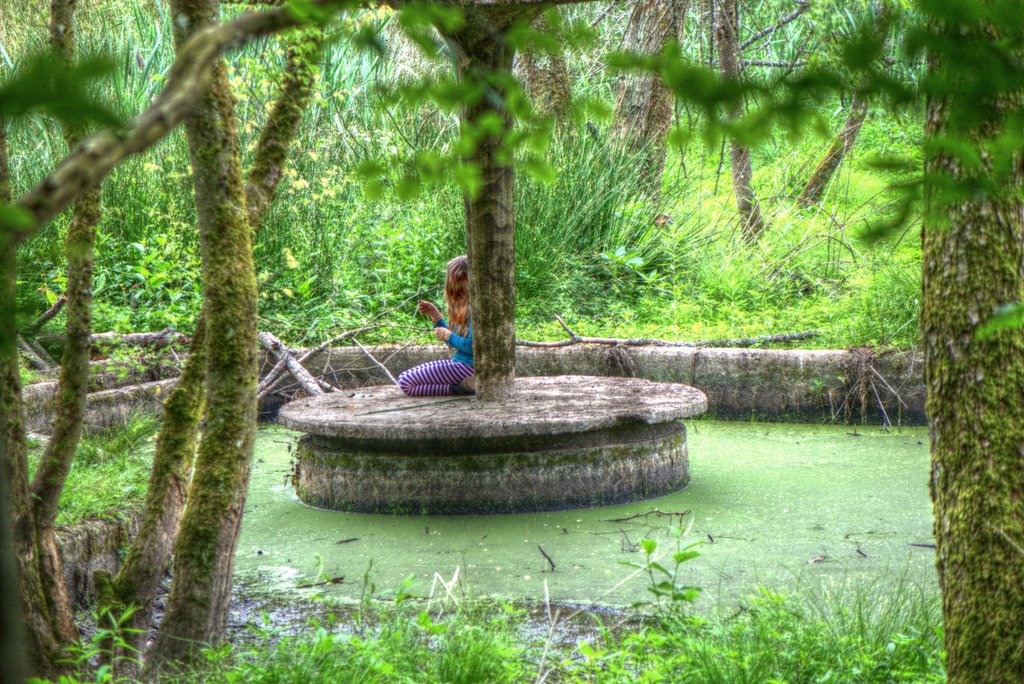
[640,538,657,555]
[976,303,1024,339]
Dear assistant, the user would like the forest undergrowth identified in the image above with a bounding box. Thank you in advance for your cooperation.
[60,535,943,684]
[4,0,923,353]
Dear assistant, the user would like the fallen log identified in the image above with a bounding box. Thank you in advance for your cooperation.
[35,328,189,355]
[18,335,50,370]
[257,324,383,400]
[258,331,333,397]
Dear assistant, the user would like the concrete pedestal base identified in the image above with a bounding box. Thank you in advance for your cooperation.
[278,376,706,514]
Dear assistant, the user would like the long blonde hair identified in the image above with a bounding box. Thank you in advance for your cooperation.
[444,255,470,336]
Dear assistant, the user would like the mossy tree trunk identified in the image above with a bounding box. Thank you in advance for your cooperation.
[0,117,32,683]
[923,52,1024,684]
[4,1,104,675]
[444,6,542,402]
[96,23,322,678]
[610,0,682,203]
[146,0,260,670]
[800,99,869,205]
[515,13,572,126]
[716,0,765,243]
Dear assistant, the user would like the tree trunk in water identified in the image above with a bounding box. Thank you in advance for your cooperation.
[610,0,680,203]
[801,99,869,204]
[716,0,765,243]
[147,0,259,669]
[923,52,1024,684]
[445,7,539,402]
[515,14,571,125]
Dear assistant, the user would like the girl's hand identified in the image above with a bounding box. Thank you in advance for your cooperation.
[417,300,442,322]
[434,327,451,342]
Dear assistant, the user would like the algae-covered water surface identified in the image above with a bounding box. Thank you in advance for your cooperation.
[236,421,937,607]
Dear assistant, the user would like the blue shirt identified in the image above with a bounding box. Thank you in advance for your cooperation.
[436,318,473,368]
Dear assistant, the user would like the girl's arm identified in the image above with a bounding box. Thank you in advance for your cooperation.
[447,323,472,355]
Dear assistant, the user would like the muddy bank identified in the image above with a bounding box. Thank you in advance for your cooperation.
[56,510,141,606]
[261,345,925,425]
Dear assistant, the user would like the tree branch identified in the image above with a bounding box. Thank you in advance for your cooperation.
[739,1,808,51]
[245,26,324,232]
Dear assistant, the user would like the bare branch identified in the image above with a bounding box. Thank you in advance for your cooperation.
[739,1,809,50]
[27,295,67,335]
[352,337,399,386]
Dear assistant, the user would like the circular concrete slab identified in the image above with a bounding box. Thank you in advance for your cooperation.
[279,376,707,514]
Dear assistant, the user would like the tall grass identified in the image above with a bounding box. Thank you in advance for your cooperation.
[6,0,924,348]
[27,413,160,526]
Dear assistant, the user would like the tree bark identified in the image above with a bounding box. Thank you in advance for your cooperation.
[716,0,766,243]
[9,2,106,673]
[444,6,542,402]
[514,14,572,125]
[245,26,323,232]
[800,98,869,204]
[93,318,206,676]
[923,42,1024,684]
[147,0,260,669]
[1,117,61,681]
[610,0,681,203]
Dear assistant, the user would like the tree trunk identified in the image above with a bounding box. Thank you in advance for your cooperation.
[610,0,681,203]
[5,2,105,674]
[445,6,541,402]
[147,0,259,669]
[1,117,64,679]
[923,50,1024,684]
[93,318,206,676]
[716,0,766,243]
[245,26,322,232]
[515,14,572,125]
[800,98,868,204]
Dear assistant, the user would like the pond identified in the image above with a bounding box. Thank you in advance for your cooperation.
[235,420,937,608]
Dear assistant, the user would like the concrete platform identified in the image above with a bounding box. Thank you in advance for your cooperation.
[278,376,707,514]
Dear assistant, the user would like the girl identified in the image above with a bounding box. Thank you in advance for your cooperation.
[398,255,475,396]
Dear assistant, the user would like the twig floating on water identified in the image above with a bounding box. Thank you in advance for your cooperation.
[538,545,556,572]
[296,576,345,589]
[602,508,692,523]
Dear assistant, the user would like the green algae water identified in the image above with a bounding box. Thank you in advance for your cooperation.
[236,421,936,607]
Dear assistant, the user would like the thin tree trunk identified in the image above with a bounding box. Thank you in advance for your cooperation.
[245,26,322,232]
[1,117,64,680]
[923,39,1024,684]
[800,101,869,205]
[446,7,540,402]
[93,318,206,674]
[11,1,105,671]
[99,18,322,678]
[0,125,21,684]
[515,14,572,125]
[610,0,680,203]
[716,0,765,243]
[146,0,259,669]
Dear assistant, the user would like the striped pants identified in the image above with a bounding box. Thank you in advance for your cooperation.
[398,360,474,397]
